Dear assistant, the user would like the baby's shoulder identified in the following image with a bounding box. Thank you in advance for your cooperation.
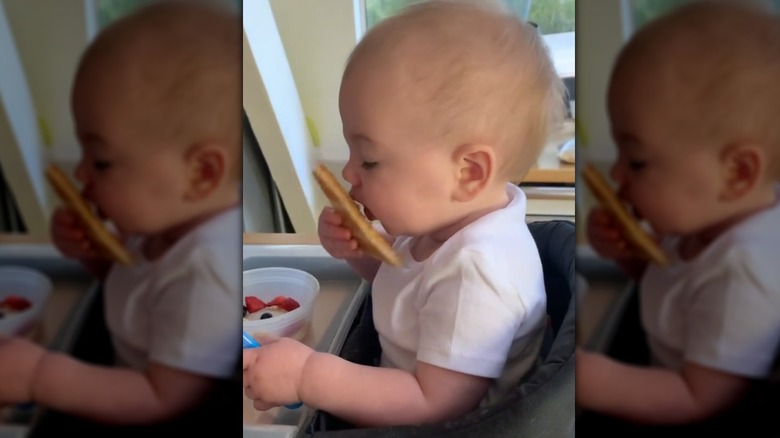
[445,220,537,259]
[687,231,780,295]
[170,208,241,257]
[427,223,542,285]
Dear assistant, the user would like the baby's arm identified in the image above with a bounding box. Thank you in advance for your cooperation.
[576,348,751,424]
[304,356,489,426]
[245,339,489,427]
[32,352,215,424]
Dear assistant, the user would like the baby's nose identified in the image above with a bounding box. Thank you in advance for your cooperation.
[74,160,90,185]
[609,161,626,186]
[73,161,95,198]
[341,161,360,187]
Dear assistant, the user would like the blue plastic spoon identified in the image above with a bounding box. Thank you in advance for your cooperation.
[243,331,303,409]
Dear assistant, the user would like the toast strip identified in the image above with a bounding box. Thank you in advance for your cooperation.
[313,164,402,267]
[45,164,134,266]
[582,163,669,266]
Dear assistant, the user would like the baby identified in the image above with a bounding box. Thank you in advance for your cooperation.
[577,0,780,432]
[0,0,241,430]
[243,0,566,428]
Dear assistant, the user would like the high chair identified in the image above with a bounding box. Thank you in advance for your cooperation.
[306,220,576,438]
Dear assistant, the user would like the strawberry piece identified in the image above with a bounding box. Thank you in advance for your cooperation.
[245,296,266,313]
[266,295,300,312]
[0,295,32,311]
[281,297,300,312]
[265,295,287,308]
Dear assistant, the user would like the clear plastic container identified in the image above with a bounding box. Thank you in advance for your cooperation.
[243,267,320,342]
[0,266,53,337]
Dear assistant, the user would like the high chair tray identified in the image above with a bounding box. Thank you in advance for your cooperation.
[242,244,369,438]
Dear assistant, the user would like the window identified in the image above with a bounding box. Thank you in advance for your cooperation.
[96,0,242,29]
[365,0,419,28]
[630,0,780,31]
[521,0,575,35]
[96,0,157,28]
[365,0,574,34]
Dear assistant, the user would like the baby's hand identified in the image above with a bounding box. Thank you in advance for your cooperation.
[0,337,47,405]
[586,206,637,260]
[242,337,314,411]
[50,207,105,260]
[317,207,363,259]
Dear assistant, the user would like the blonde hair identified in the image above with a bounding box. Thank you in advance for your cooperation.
[344,0,566,179]
[612,0,780,176]
[74,0,241,176]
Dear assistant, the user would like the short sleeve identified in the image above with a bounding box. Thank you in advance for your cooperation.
[148,247,241,378]
[416,249,532,378]
[685,250,780,378]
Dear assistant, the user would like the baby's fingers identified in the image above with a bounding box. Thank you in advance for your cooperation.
[323,237,363,258]
[320,207,344,226]
[320,221,352,241]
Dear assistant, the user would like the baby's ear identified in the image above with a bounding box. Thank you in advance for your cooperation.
[452,143,495,202]
[184,143,227,200]
[719,143,764,201]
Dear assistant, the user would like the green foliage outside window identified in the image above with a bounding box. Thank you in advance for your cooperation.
[365,0,575,34]
[97,0,241,29]
[526,0,574,34]
[631,0,780,31]
[630,0,686,30]
[365,0,419,29]
[97,0,157,28]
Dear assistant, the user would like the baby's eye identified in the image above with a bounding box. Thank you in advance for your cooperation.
[361,161,378,170]
[628,160,646,171]
[93,160,112,171]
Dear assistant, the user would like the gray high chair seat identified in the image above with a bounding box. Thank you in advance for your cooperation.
[578,278,780,437]
[307,220,576,438]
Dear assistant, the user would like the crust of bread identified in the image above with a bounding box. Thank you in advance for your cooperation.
[313,164,402,267]
[45,164,134,266]
[582,163,669,266]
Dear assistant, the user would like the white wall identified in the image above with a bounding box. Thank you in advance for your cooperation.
[2,0,90,165]
[242,0,364,233]
[576,0,627,165]
[268,0,359,163]
[0,0,91,235]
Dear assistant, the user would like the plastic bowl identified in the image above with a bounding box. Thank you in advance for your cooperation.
[0,266,53,337]
[243,267,319,342]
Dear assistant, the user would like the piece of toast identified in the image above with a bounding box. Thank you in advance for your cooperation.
[45,164,134,266]
[312,164,402,267]
[582,163,669,266]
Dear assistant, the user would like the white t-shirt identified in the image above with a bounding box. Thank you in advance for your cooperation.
[104,206,241,378]
[641,192,780,378]
[372,184,547,407]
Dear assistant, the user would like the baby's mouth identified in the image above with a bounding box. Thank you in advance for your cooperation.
[354,200,376,221]
[627,203,642,221]
[363,205,377,222]
[349,191,376,221]
[94,205,107,221]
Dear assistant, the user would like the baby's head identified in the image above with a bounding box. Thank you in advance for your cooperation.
[71,0,240,237]
[607,0,780,237]
[339,0,565,236]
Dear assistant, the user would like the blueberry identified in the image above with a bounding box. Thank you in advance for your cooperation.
[260,312,272,320]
